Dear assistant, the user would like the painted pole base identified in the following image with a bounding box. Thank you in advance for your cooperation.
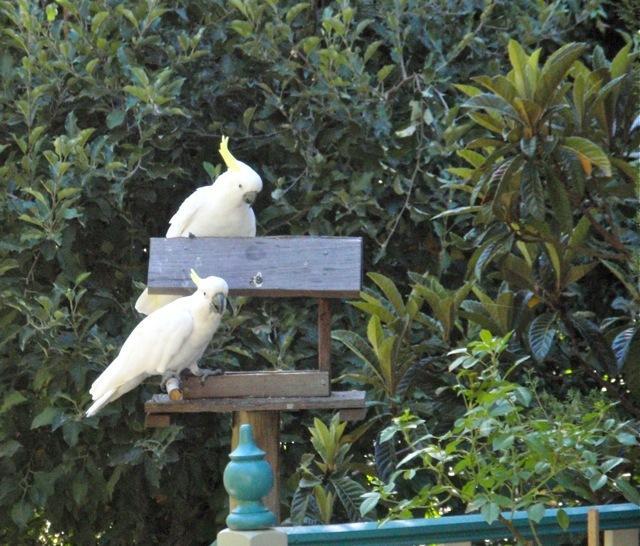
[216,528,287,546]
[226,502,277,531]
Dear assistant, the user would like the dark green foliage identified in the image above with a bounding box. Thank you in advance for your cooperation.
[368,332,640,539]
[0,0,633,543]
[337,35,639,536]
[286,415,368,525]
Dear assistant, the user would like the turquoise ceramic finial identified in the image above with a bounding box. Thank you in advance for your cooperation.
[223,424,276,530]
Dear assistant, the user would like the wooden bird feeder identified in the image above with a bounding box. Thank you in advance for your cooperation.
[143,236,366,521]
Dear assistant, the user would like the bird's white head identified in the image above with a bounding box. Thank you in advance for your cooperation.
[190,269,229,315]
[214,136,263,207]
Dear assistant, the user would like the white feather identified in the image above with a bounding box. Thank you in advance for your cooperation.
[135,162,261,315]
[87,277,228,417]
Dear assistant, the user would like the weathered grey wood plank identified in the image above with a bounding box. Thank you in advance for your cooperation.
[182,371,329,399]
[145,390,365,413]
[146,236,363,297]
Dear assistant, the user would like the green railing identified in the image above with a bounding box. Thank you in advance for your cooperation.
[216,425,639,546]
[278,503,639,545]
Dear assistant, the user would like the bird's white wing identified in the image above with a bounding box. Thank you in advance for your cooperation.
[89,306,194,402]
[166,186,212,238]
[135,289,181,315]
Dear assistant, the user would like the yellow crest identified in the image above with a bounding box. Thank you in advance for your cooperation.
[190,269,202,287]
[219,135,241,172]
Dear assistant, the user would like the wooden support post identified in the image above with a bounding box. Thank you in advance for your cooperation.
[604,528,639,546]
[318,299,331,374]
[232,411,280,522]
[338,407,367,421]
[145,414,171,428]
[588,508,600,546]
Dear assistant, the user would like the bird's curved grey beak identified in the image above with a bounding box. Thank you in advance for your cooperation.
[243,191,258,205]
[211,293,227,315]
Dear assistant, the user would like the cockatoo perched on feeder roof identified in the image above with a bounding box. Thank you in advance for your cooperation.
[86,271,228,418]
[135,136,262,315]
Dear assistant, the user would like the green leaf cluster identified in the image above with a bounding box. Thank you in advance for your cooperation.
[370,332,640,543]
[335,35,639,540]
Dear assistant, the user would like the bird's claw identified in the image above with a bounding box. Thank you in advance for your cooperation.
[188,232,196,239]
[188,367,224,385]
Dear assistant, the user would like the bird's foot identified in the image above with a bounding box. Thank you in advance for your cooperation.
[160,373,184,401]
[188,366,224,385]
[160,372,180,392]
[188,232,197,239]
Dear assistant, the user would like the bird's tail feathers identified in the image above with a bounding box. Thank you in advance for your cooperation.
[85,388,116,418]
[89,359,123,399]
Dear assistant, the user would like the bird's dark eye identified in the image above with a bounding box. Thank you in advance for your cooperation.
[203,292,207,296]
[238,183,243,188]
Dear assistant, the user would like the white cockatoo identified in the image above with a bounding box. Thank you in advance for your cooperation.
[135,136,261,315]
[86,271,228,418]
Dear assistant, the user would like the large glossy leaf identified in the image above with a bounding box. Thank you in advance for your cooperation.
[367,315,384,355]
[546,169,573,234]
[501,254,534,290]
[564,262,596,285]
[615,478,640,505]
[612,328,638,368]
[491,156,523,220]
[377,335,397,389]
[374,436,396,483]
[566,216,590,259]
[396,358,433,399]
[351,294,396,324]
[432,205,485,219]
[463,93,521,122]
[570,315,618,375]
[471,75,518,103]
[543,241,564,288]
[610,42,632,79]
[535,42,588,106]
[528,313,557,362]
[520,164,544,219]
[613,328,640,400]
[495,290,515,334]
[472,239,501,279]
[508,39,531,97]
[471,287,512,335]
[468,112,504,133]
[332,476,368,522]
[561,137,612,176]
[368,273,405,315]
[460,300,501,332]
[332,330,382,382]
[601,261,640,301]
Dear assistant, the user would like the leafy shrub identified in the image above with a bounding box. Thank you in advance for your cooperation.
[287,415,368,525]
[337,36,639,534]
[447,39,639,407]
[365,331,640,544]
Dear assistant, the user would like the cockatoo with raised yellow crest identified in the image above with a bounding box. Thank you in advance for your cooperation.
[135,136,261,315]
[86,271,228,417]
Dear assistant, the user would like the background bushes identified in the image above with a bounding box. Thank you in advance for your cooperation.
[0,1,637,544]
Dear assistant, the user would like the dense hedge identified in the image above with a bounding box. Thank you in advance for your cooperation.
[0,1,636,544]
